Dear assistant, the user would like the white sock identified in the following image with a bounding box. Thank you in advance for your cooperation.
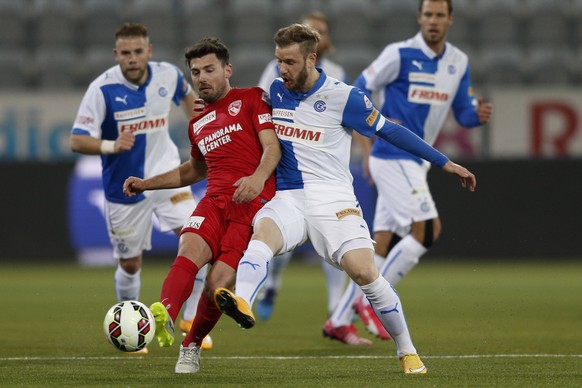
[379,235,426,286]
[321,260,348,316]
[182,264,208,321]
[360,275,417,357]
[329,280,362,327]
[235,240,274,306]
[114,265,141,302]
[263,251,292,291]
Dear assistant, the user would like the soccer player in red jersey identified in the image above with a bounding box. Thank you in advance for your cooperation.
[123,37,281,373]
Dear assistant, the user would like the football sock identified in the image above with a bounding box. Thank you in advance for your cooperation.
[235,239,273,306]
[360,275,417,357]
[321,260,347,315]
[183,292,221,347]
[114,264,141,302]
[160,255,199,323]
[263,251,292,291]
[379,235,426,286]
[182,264,208,322]
[329,280,362,327]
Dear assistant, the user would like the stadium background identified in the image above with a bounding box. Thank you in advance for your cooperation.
[1,0,581,263]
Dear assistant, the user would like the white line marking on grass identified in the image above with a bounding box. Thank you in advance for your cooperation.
[2,354,582,362]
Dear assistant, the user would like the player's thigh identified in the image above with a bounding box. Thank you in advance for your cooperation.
[306,200,373,269]
[106,199,154,259]
[370,157,438,232]
[254,191,308,255]
[151,188,196,232]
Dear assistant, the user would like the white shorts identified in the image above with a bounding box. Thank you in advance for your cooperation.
[254,187,374,269]
[105,188,196,259]
[369,157,438,237]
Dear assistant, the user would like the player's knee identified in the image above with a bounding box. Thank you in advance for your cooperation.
[119,257,141,274]
[422,219,440,248]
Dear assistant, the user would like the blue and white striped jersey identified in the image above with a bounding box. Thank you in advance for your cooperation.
[270,69,448,192]
[71,62,191,204]
[354,32,480,163]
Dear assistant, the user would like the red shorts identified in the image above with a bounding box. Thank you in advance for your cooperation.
[181,194,266,270]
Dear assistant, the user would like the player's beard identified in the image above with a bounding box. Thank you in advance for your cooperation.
[122,66,147,85]
[286,65,309,92]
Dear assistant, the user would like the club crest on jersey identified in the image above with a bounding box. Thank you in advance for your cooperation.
[228,100,242,116]
[158,86,168,97]
[313,100,326,112]
[448,64,456,75]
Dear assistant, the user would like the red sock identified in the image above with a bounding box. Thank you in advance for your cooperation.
[183,292,222,347]
[160,256,199,323]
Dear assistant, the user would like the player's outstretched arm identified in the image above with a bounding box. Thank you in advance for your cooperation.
[123,157,207,197]
[442,161,476,192]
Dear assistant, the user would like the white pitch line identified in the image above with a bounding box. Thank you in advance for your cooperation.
[1,354,581,362]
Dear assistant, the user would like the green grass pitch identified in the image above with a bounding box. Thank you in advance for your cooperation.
[1,259,581,387]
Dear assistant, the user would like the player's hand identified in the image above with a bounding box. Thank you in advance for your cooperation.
[115,131,135,152]
[477,97,493,125]
[123,176,146,196]
[192,98,205,117]
[232,175,264,204]
[442,161,476,192]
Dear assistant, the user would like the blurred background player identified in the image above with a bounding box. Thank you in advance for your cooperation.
[69,22,211,351]
[123,37,280,373]
[255,10,350,322]
[326,0,493,343]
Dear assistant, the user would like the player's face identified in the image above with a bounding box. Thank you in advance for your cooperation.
[189,53,232,104]
[418,0,452,51]
[304,18,330,57]
[276,43,315,92]
[114,36,152,85]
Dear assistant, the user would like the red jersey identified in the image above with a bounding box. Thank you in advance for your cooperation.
[188,87,276,198]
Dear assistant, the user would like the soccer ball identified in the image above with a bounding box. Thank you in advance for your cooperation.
[103,301,156,352]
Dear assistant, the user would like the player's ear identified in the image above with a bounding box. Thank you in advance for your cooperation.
[225,63,233,79]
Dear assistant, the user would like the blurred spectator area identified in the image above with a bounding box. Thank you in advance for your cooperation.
[1,0,580,89]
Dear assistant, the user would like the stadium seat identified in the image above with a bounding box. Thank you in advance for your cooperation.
[446,0,477,49]
[30,0,81,48]
[473,0,525,49]
[478,45,528,86]
[126,0,180,51]
[0,0,30,49]
[274,0,327,26]
[227,0,277,45]
[33,47,81,88]
[80,0,127,49]
[180,0,227,50]
[327,0,376,45]
[77,47,116,86]
[373,0,419,45]
[523,0,571,50]
[526,47,577,86]
[229,44,274,88]
[0,48,33,88]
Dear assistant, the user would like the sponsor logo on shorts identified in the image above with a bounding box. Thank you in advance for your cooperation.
[336,208,362,219]
[184,216,205,229]
[420,201,431,213]
[170,191,194,204]
[111,226,136,238]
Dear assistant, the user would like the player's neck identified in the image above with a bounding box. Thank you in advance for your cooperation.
[301,69,320,93]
